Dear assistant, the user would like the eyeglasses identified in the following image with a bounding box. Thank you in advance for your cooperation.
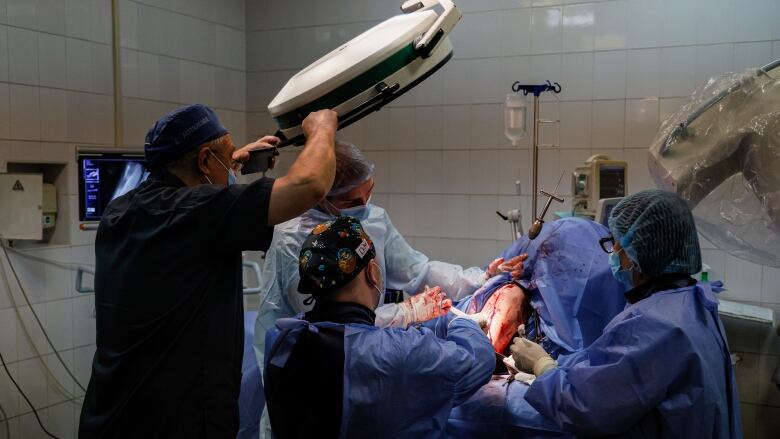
[599,236,615,254]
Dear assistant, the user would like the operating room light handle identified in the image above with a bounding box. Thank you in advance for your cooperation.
[400,0,440,12]
[409,0,461,55]
[253,82,402,157]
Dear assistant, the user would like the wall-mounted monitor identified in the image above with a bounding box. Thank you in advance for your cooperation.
[78,150,149,222]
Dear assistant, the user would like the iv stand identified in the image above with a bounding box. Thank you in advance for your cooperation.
[510,81,562,219]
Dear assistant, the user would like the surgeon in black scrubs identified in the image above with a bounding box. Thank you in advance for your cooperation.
[78,104,338,438]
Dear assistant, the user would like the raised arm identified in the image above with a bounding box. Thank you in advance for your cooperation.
[267,110,338,225]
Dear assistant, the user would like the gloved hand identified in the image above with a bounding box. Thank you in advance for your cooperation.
[509,337,557,377]
[449,310,489,332]
[485,254,528,280]
[467,312,489,331]
[398,286,452,327]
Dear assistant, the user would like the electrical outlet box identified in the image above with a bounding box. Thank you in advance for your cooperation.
[42,183,57,229]
[0,173,43,240]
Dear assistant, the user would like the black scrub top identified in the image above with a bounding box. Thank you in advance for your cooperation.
[265,301,376,438]
[79,170,275,439]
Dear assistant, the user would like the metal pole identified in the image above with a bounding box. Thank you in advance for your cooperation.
[111,0,123,146]
[532,94,540,219]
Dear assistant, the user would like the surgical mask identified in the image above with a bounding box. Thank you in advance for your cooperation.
[318,198,370,221]
[371,283,383,308]
[609,250,635,288]
[209,150,237,186]
[368,260,384,308]
[339,205,370,221]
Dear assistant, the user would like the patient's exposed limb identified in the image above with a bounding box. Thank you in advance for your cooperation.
[472,284,531,354]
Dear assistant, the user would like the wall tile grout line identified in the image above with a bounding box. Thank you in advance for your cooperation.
[127,0,246,33]
[0,22,112,48]
[121,95,246,114]
[120,46,247,75]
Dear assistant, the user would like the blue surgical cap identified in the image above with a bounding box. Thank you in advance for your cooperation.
[144,104,229,168]
[608,189,702,278]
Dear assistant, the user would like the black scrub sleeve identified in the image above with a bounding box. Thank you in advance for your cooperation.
[205,177,276,252]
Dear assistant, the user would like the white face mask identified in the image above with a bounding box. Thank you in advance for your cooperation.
[368,260,384,309]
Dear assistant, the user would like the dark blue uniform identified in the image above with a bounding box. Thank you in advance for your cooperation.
[79,170,275,438]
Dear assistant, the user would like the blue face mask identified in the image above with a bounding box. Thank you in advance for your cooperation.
[609,250,635,288]
[339,205,370,221]
[209,150,237,186]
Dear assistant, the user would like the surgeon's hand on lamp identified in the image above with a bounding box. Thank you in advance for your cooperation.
[485,254,528,280]
[396,286,452,327]
[510,336,557,377]
[232,135,281,169]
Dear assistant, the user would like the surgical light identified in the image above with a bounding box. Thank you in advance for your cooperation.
[242,1,462,174]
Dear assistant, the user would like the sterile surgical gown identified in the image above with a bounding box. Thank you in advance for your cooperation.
[468,217,627,358]
[420,299,570,438]
[525,281,741,438]
[264,314,495,438]
[254,204,485,360]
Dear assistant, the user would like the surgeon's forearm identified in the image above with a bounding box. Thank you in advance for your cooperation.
[291,129,337,197]
[374,304,406,328]
[267,129,336,225]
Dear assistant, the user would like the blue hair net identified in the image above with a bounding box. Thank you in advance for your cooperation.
[328,142,375,197]
[608,189,702,277]
[144,104,228,168]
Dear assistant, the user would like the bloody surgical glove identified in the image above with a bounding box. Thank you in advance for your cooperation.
[397,286,452,327]
[510,337,557,376]
[485,254,528,280]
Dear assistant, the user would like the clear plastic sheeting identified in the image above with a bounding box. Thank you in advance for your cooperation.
[648,60,780,267]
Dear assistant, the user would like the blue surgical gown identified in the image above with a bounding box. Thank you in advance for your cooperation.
[254,204,486,361]
[264,314,495,438]
[446,377,572,438]
[525,282,742,438]
[468,217,627,358]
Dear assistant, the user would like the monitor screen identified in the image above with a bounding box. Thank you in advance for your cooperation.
[599,165,626,199]
[78,153,149,221]
[600,202,616,227]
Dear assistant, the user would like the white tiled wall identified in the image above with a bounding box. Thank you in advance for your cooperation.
[247,1,780,436]
[0,0,779,437]
[0,1,247,438]
[120,0,247,146]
